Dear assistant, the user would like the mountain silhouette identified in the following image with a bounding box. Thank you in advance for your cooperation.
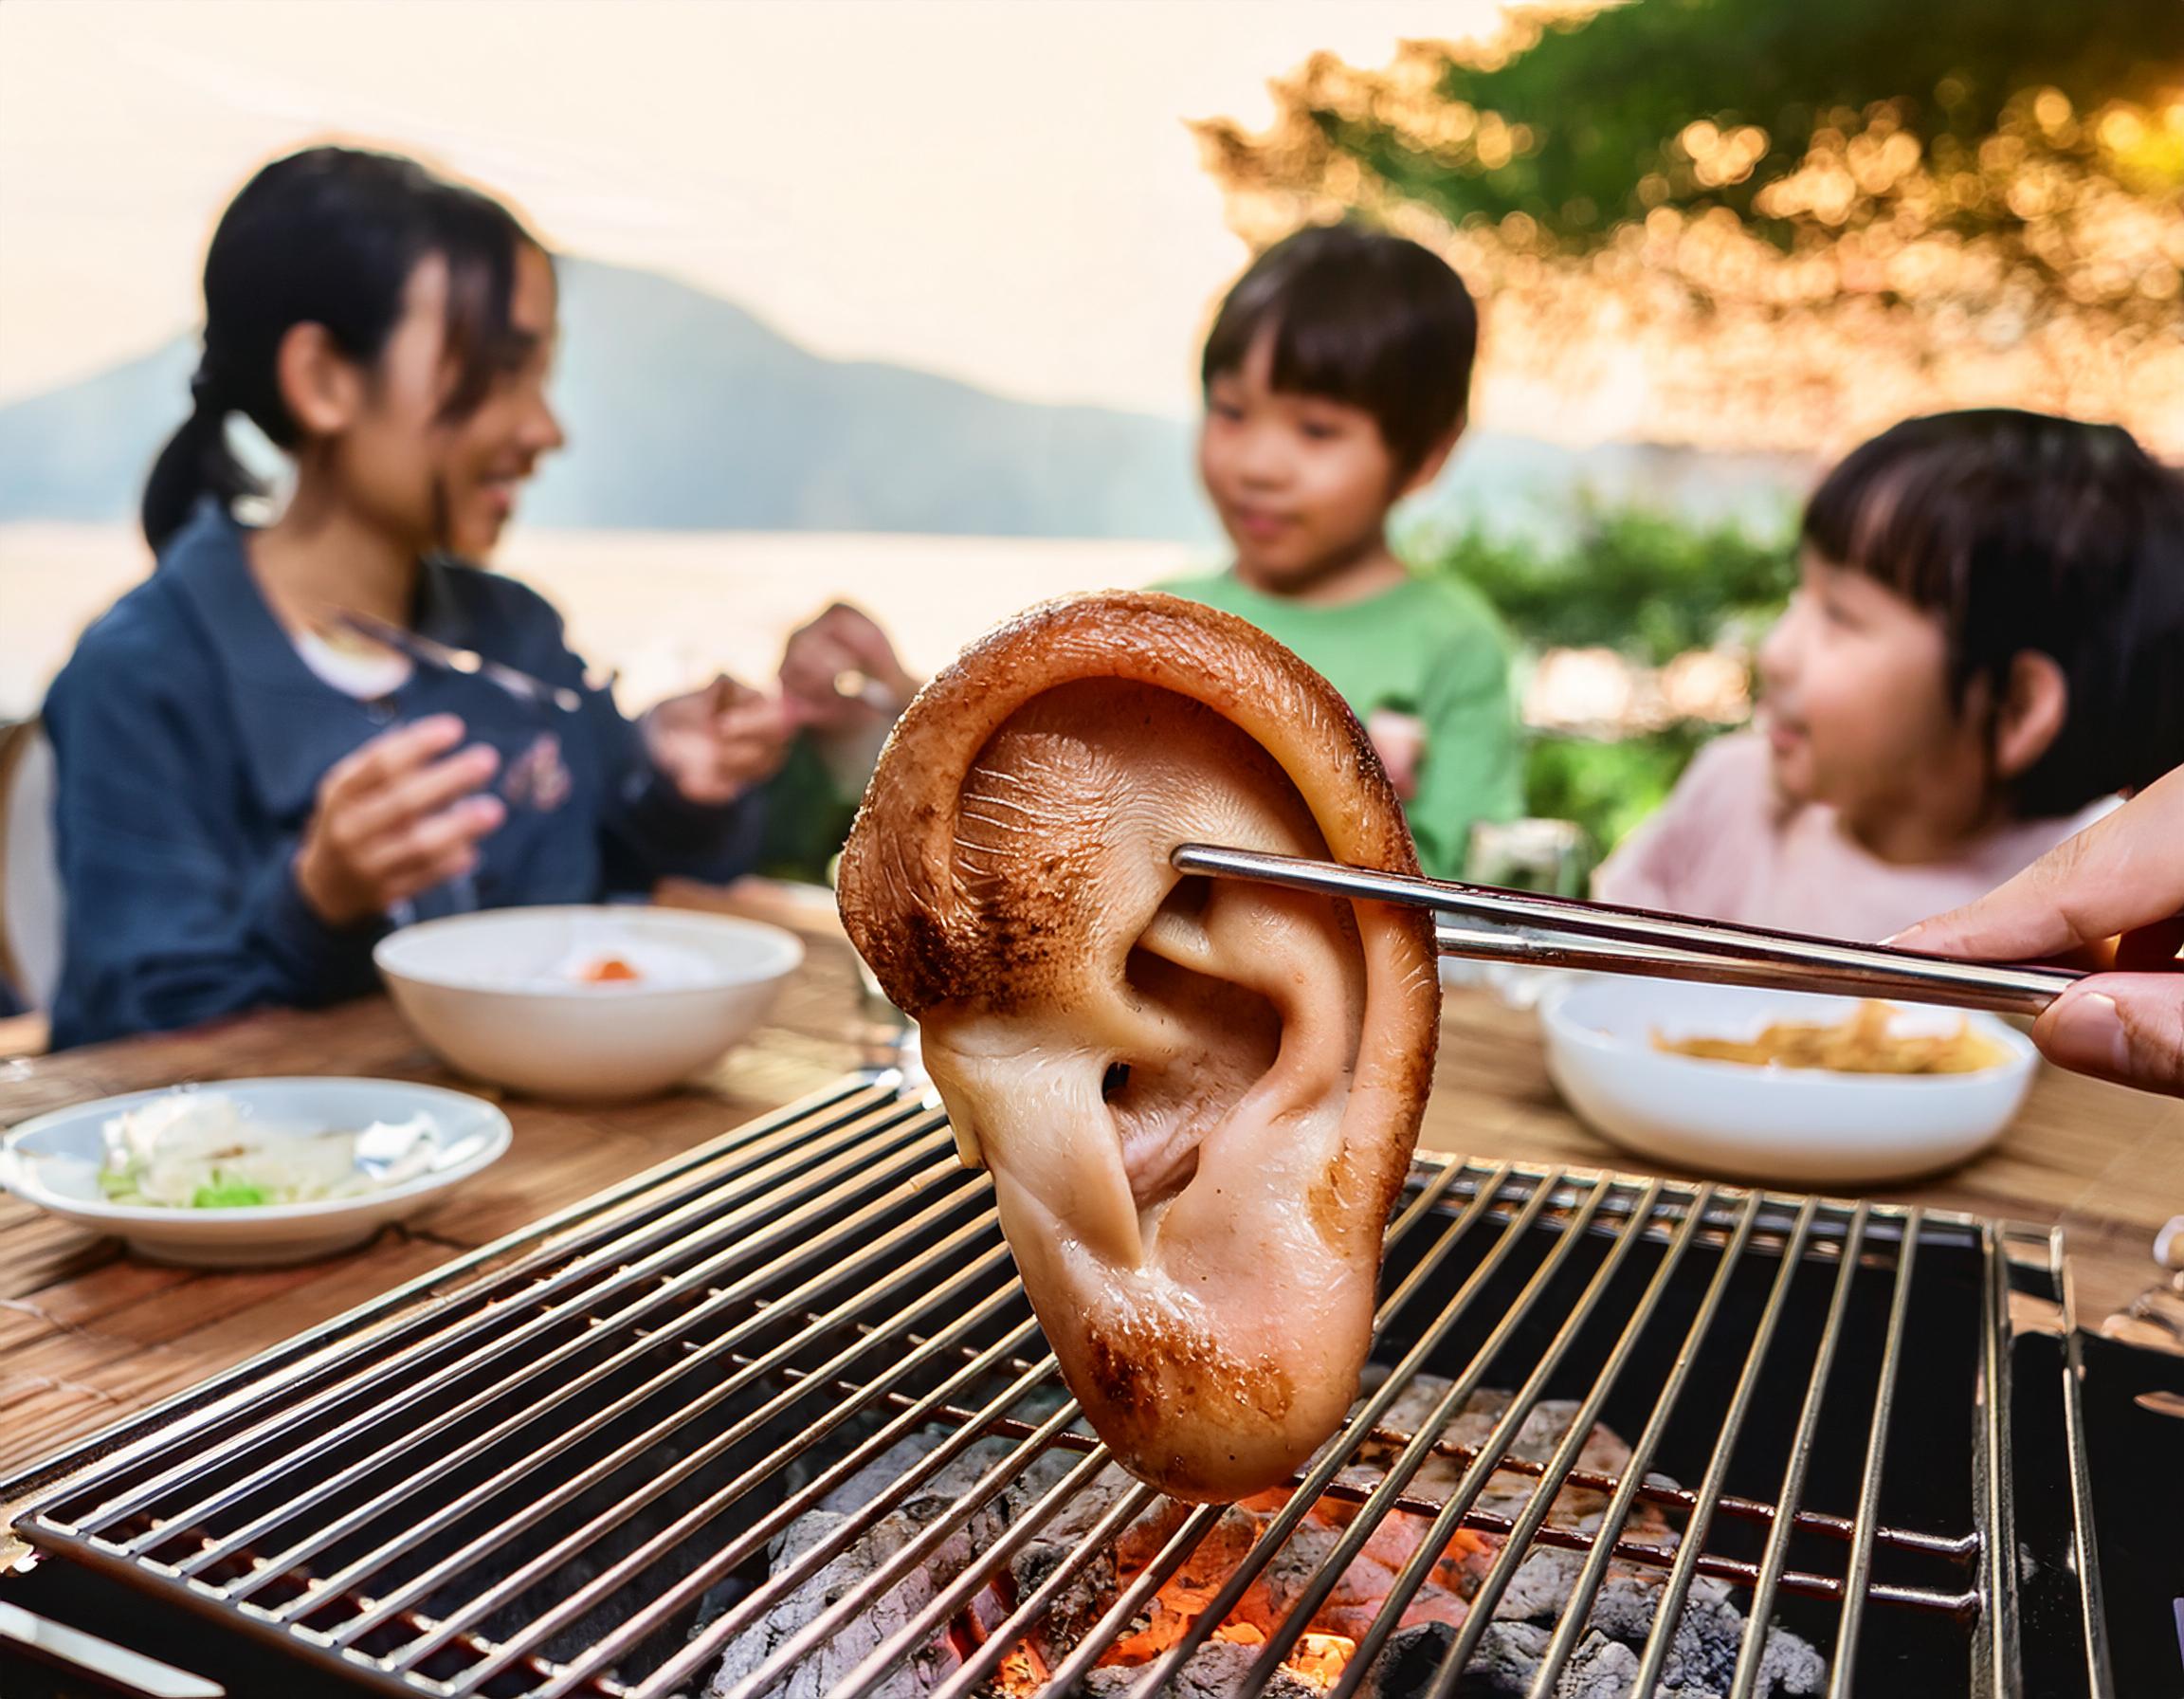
[0,257,1809,538]
[0,258,1212,539]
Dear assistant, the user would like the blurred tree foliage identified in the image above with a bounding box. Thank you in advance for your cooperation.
[1197,0,2184,453]
[1405,502,1798,853]
[1525,724,1714,854]
[1413,502,1796,666]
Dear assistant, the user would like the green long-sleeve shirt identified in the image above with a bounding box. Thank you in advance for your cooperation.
[1155,570,1523,881]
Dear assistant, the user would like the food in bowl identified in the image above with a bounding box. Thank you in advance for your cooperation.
[96,1091,439,1209]
[375,905,804,1101]
[1542,979,2038,1187]
[1652,998,2010,1074]
[548,932,719,990]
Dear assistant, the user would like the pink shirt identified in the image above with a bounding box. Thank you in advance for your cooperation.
[1592,733,2112,942]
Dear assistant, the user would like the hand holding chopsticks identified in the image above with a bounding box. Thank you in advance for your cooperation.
[1183,759,2184,1100]
[1173,844,2080,1017]
[1891,765,2184,1093]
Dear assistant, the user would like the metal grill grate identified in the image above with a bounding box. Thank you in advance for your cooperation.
[3,1074,2111,1699]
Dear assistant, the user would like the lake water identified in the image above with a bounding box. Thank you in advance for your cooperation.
[0,524,1207,720]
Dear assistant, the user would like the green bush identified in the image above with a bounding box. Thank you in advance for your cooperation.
[1406,502,1799,854]
[1523,727,1715,857]
[1412,502,1798,666]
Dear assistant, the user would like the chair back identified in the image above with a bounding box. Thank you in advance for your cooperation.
[0,720,64,1013]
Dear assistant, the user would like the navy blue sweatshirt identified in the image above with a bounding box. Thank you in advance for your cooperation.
[43,503,767,1049]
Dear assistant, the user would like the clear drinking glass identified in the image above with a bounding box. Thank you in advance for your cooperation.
[1460,818,1594,1007]
[1464,817,1592,897]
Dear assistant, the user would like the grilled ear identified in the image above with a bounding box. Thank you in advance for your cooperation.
[838,593,1438,1499]
[917,677,1368,1242]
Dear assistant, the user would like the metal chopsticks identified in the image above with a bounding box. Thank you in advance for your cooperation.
[1172,843,2081,1017]
[325,607,588,713]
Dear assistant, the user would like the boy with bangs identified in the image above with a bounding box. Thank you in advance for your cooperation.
[1163,223,1521,881]
[1595,410,2184,941]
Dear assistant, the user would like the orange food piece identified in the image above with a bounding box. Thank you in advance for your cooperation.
[579,956,643,983]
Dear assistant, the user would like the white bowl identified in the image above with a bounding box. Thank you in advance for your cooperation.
[374,904,804,1102]
[0,1078,510,1267]
[1538,978,2038,1188]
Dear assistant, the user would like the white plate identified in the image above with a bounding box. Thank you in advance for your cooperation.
[0,1078,511,1267]
[1538,978,2038,1187]
[375,904,804,1102]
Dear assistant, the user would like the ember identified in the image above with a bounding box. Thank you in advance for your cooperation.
[1289,1632,1358,1687]
[699,1378,1827,1698]
[993,1646,1047,1696]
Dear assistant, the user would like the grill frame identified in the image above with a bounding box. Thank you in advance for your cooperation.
[0,1072,2118,1699]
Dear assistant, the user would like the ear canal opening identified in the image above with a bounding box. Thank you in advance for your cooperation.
[1112,879,1282,1218]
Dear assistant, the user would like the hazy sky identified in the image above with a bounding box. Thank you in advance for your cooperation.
[0,0,1502,417]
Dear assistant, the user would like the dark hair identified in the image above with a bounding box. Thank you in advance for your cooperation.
[142,145,540,551]
[1201,222,1478,478]
[1804,409,2184,818]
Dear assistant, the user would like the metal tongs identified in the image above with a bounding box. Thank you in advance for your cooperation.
[1173,844,2081,1017]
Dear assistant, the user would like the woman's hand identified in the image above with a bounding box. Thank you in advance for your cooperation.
[296,715,506,925]
[644,675,793,807]
[1894,765,2184,1091]
[778,603,919,736]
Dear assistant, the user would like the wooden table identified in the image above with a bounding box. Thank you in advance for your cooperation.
[3,888,2178,1485]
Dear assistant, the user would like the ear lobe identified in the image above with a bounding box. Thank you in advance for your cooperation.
[1994,650,2068,780]
[275,320,362,437]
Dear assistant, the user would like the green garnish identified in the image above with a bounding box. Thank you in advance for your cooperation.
[191,1179,272,1209]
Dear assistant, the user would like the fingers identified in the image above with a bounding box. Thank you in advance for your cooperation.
[701,672,746,715]
[780,605,912,723]
[700,697,794,795]
[2031,976,2184,1094]
[340,743,501,843]
[711,675,774,719]
[356,785,503,870]
[779,630,865,707]
[825,605,899,670]
[1892,765,2184,960]
[300,716,510,923]
[320,714,468,808]
[377,803,504,904]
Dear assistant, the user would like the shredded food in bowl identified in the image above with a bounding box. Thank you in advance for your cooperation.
[1652,998,2010,1074]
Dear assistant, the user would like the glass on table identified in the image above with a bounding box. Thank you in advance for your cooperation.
[1463,817,1593,897]
[1458,818,1596,1007]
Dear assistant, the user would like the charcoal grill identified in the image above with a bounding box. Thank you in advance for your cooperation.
[3,1073,2179,1698]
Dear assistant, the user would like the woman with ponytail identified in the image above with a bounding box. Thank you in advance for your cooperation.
[44,146,804,1048]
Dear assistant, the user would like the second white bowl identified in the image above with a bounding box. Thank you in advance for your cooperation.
[1539,977,2038,1188]
[375,904,804,1102]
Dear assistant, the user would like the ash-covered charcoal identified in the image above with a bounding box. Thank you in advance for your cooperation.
[1340,1384,1652,1538]
[1082,1640,1322,1699]
[1378,1562,1828,1698]
[701,1379,1827,1699]
[1570,1575,1827,1699]
[1441,1540,1829,1697]
[701,1434,1083,1699]
[993,1453,1145,1661]
[1373,1582,1828,1699]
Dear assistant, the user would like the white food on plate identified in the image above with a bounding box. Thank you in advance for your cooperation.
[98,1092,437,1210]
